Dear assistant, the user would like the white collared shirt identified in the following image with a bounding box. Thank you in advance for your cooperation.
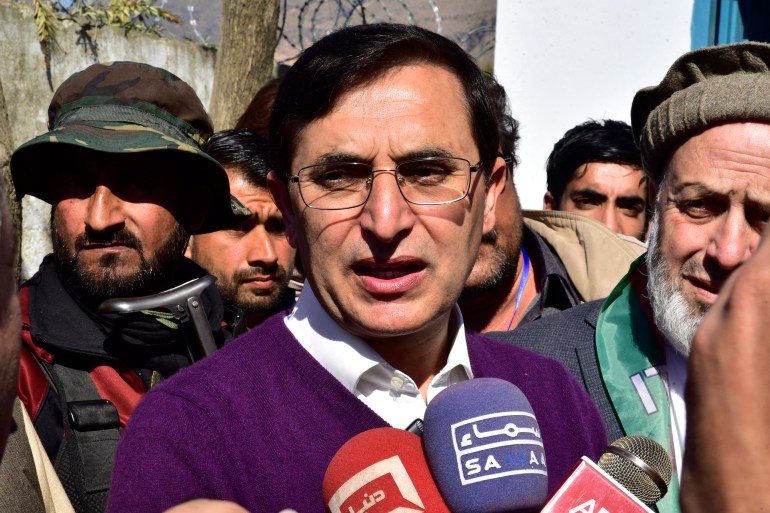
[284,284,473,429]
[664,343,689,483]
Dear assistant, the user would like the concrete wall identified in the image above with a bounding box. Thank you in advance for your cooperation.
[0,0,216,278]
[495,0,694,208]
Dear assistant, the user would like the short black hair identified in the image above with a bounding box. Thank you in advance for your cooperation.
[268,23,498,180]
[204,129,270,189]
[545,119,643,204]
[484,73,520,176]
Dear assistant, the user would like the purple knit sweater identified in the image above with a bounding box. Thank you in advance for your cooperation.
[107,313,607,513]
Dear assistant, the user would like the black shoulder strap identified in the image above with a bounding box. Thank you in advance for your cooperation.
[39,361,120,513]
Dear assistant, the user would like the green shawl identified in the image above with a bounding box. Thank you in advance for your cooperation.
[596,256,679,513]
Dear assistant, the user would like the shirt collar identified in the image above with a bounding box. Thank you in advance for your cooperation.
[520,225,581,323]
[665,342,689,482]
[284,283,473,394]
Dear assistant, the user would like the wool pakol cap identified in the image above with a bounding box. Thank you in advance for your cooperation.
[11,61,245,234]
[631,42,770,183]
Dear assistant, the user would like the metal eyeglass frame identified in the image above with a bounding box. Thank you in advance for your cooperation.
[288,156,484,210]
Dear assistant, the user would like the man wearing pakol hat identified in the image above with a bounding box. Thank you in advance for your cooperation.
[496,42,770,512]
[11,61,242,513]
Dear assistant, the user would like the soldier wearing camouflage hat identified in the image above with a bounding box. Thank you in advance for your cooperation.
[11,61,240,513]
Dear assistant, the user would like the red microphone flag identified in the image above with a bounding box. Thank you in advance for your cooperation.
[323,428,450,513]
[540,457,655,513]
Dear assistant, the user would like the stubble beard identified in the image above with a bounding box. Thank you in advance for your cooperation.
[646,212,706,357]
[216,263,295,316]
[52,218,189,304]
[460,228,520,301]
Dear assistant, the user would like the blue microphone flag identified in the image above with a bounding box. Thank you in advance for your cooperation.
[423,377,548,513]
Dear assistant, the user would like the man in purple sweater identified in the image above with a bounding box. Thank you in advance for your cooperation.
[108,23,607,513]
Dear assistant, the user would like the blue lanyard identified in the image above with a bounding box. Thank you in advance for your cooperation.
[506,248,531,331]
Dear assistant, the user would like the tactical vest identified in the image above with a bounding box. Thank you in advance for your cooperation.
[19,287,123,513]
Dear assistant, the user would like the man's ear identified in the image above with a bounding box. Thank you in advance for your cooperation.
[543,191,556,210]
[482,156,507,235]
[267,170,299,248]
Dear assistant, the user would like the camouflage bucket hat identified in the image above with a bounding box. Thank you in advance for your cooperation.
[10,61,245,234]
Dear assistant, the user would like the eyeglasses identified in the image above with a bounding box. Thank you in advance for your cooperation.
[289,157,483,210]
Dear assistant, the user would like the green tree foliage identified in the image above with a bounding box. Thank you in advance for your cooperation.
[64,0,181,35]
[32,0,181,88]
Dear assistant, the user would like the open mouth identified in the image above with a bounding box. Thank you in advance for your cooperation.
[353,259,426,279]
[352,258,427,295]
[353,263,424,280]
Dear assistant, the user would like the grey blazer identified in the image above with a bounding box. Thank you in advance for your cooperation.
[487,300,624,442]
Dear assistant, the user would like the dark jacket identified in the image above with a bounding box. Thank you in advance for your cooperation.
[18,255,226,513]
[488,300,624,442]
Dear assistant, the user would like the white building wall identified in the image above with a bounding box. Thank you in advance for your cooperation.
[495,0,694,208]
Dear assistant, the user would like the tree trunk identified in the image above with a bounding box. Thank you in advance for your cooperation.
[210,0,280,130]
[0,78,21,285]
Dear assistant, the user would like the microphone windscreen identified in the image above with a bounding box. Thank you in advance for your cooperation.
[423,378,548,513]
[598,436,673,505]
[322,427,450,513]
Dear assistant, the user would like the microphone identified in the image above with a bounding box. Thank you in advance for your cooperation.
[540,436,672,513]
[598,436,672,505]
[423,378,548,513]
[322,427,450,513]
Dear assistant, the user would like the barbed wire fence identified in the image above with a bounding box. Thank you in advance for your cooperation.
[19,0,495,64]
[272,0,495,65]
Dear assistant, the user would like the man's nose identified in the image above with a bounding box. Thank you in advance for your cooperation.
[601,207,620,234]
[358,171,416,243]
[707,209,757,271]
[245,227,279,267]
[85,185,125,232]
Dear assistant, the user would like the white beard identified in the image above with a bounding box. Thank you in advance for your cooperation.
[645,212,704,357]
